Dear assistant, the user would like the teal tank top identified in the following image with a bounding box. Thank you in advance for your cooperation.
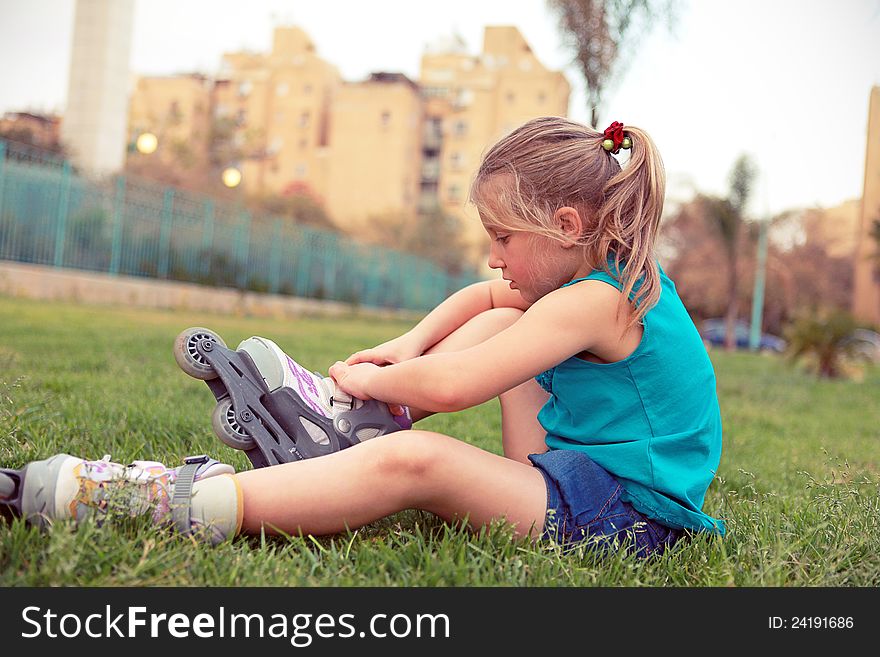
[536,262,725,535]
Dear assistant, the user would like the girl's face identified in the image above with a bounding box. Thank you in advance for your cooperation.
[484,224,566,304]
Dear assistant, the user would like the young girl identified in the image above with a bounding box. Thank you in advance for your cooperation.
[3,117,725,557]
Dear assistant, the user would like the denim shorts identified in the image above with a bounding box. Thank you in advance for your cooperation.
[528,449,682,558]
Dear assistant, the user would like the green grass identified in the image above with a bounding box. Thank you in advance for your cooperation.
[1,296,878,586]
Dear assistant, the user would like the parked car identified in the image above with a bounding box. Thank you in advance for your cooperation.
[841,328,880,363]
[699,318,787,353]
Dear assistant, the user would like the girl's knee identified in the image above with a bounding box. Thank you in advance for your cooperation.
[475,307,524,332]
[369,430,447,483]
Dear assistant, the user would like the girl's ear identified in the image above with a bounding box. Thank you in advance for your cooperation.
[553,206,584,248]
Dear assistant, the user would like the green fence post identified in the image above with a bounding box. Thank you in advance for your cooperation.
[236,209,251,289]
[109,176,126,275]
[0,141,6,222]
[201,199,214,281]
[53,161,71,268]
[296,231,312,297]
[269,219,282,294]
[323,235,337,300]
[158,188,174,278]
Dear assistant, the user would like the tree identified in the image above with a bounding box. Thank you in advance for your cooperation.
[249,182,335,230]
[366,210,472,275]
[662,199,855,338]
[547,0,678,127]
[703,155,757,350]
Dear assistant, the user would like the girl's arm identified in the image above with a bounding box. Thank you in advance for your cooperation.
[347,279,531,365]
[333,280,626,412]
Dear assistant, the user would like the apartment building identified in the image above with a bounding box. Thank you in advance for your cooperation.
[211,26,341,199]
[125,25,569,263]
[419,26,570,255]
[853,85,880,325]
[324,73,424,227]
[0,111,63,151]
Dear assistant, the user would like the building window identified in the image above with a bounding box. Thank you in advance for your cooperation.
[506,92,515,104]
[380,111,391,128]
[452,120,467,137]
[304,84,313,94]
[299,112,310,128]
[168,101,183,124]
[538,91,546,104]
[276,82,289,96]
[423,86,450,98]
[237,80,253,97]
[448,183,462,203]
[453,89,473,110]
[295,163,307,178]
[450,152,464,170]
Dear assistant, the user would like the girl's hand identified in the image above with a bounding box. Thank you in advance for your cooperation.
[328,361,380,401]
[344,333,425,367]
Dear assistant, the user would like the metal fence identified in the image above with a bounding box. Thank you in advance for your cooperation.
[0,139,481,311]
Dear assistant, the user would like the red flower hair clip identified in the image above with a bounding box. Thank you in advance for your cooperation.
[602,121,632,154]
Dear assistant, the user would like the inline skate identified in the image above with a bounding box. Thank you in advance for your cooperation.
[172,327,409,469]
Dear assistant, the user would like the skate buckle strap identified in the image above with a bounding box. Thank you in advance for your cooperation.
[329,395,354,411]
[171,455,209,534]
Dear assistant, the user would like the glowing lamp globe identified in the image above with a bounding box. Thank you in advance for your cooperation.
[135,132,158,154]
[222,167,242,188]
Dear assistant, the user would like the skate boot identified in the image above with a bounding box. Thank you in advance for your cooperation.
[173,327,411,469]
[0,453,241,545]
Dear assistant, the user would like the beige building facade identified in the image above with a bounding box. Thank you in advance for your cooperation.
[213,27,341,198]
[853,86,880,326]
[804,199,861,259]
[127,74,214,170]
[420,27,570,257]
[324,73,424,226]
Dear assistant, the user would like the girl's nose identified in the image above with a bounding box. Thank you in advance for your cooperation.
[487,248,504,270]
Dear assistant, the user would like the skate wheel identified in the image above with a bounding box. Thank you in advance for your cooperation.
[174,327,227,380]
[0,472,15,499]
[212,398,256,451]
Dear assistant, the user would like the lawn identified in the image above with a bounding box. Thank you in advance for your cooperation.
[1,296,878,586]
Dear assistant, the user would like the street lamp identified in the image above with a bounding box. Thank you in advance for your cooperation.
[222,166,242,188]
[135,132,158,155]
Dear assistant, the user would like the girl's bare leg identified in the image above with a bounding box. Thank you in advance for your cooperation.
[235,429,548,538]
[234,308,552,539]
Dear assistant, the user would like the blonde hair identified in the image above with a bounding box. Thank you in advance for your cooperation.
[469,116,666,326]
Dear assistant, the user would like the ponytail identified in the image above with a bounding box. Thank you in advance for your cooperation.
[586,125,666,327]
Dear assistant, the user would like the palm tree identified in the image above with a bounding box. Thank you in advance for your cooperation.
[702,155,757,351]
[784,310,861,378]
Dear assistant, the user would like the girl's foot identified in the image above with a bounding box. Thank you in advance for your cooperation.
[1,453,241,544]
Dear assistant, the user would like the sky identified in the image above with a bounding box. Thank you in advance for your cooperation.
[1,0,879,217]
